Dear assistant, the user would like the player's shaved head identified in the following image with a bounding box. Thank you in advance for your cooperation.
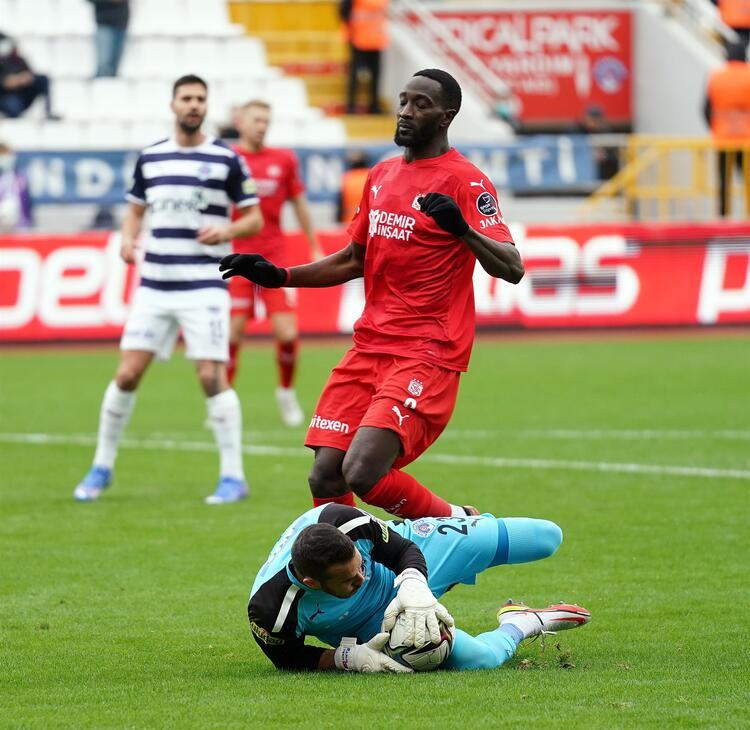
[242,99,271,112]
[413,69,462,113]
[292,523,356,581]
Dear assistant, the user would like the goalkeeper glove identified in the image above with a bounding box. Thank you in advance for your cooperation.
[334,633,413,673]
[219,253,288,288]
[381,568,454,649]
[418,193,469,237]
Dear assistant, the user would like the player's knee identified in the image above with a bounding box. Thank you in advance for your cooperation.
[341,456,379,496]
[504,518,562,564]
[196,362,226,396]
[115,365,142,391]
[308,463,347,499]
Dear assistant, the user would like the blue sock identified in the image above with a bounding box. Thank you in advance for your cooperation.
[443,627,520,671]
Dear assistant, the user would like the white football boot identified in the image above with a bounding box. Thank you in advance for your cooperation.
[275,387,304,427]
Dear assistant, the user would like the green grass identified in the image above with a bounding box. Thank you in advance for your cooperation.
[1,334,749,728]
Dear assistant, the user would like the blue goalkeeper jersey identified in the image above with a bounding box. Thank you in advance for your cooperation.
[247,504,427,670]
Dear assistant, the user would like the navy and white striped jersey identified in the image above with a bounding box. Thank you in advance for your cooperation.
[127,136,259,292]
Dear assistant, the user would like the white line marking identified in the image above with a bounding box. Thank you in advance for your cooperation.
[2,432,749,481]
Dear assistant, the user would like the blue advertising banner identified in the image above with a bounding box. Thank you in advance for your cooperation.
[16,136,595,205]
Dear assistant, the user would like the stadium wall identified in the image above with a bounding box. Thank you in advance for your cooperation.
[2,223,748,343]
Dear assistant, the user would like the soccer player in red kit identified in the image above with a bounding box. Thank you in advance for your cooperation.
[229,100,324,426]
[220,69,524,518]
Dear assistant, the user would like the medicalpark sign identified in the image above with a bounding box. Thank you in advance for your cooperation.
[430,8,633,127]
[1,224,748,342]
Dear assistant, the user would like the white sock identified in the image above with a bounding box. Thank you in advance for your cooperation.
[206,388,244,480]
[504,613,542,640]
[93,381,136,469]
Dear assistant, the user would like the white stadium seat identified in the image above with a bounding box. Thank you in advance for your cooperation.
[39,120,86,150]
[56,0,96,36]
[51,37,96,77]
[0,119,42,150]
[3,0,347,153]
[54,79,92,120]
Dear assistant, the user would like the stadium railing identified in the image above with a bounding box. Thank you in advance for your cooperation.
[580,136,750,222]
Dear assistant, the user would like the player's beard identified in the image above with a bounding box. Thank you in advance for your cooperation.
[178,114,204,134]
[394,118,440,148]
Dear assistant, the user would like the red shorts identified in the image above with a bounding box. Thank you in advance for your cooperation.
[305,348,461,468]
[229,276,297,318]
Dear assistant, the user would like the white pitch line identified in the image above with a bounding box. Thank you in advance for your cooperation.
[83,428,750,442]
[2,432,749,481]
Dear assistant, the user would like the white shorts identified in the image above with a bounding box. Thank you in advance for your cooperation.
[120,286,229,362]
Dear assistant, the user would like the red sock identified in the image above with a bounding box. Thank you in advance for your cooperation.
[361,469,451,518]
[312,493,356,508]
[227,342,239,385]
[276,340,298,389]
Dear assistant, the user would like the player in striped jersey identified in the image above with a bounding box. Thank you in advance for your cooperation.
[73,74,263,505]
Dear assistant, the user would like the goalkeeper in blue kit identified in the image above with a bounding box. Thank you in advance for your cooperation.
[248,504,590,672]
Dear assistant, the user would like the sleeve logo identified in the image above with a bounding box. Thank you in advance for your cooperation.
[242,178,257,196]
[249,621,286,645]
[476,191,499,217]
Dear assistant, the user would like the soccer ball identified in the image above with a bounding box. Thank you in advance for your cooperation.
[383,614,455,672]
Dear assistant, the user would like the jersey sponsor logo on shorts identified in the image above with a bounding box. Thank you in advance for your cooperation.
[391,405,410,427]
[410,519,436,538]
[249,621,286,645]
[368,209,416,241]
[309,414,350,434]
[476,192,499,217]
[407,378,423,397]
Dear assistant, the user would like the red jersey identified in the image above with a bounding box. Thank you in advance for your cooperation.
[347,148,514,372]
[232,146,304,265]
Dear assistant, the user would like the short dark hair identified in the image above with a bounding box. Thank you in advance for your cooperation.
[413,68,462,113]
[172,74,208,98]
[291,523,356,581]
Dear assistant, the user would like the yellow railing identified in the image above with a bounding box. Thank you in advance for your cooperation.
[582,136,750,221]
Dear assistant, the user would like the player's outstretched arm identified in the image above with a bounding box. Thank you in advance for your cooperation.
[219,242,365,289]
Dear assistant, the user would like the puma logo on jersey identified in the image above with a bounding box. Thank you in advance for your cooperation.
[371,184,382,198]
[469,179,487,191]
[391,405,410,427]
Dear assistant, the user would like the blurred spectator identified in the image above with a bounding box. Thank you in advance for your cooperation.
[88,0,130,77]
[0,142,33,231]
[0,33,59,119]
[577,105,620,181]
[337,149,370,223]
[217,104,242,140]
[704,40,750,216]
[88,205,117,230]
[713,0,750,56]
[340,0,388,114]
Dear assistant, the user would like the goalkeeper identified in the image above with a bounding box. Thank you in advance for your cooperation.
[247,504,590,672]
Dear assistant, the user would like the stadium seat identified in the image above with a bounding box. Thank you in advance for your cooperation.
[182,0,234,34]
[0,119,42,150]
[39,120,86,150]
[4,0,59,36]
[86,120,130,150]
[54,79,92,120]
[120,38,182,80]
[17,37,53,73]
[132,80,173,122]
[51,37,96,78]
[56,0,96,36]
[89,78,134,121]
[129,121,172,149]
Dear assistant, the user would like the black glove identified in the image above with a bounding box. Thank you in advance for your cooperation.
[219,253,287,288]
[418,193,469,237]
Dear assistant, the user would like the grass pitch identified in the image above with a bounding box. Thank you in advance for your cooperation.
[1,333,749,728]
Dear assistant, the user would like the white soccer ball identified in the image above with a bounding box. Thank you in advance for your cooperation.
[383,613,455,672]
